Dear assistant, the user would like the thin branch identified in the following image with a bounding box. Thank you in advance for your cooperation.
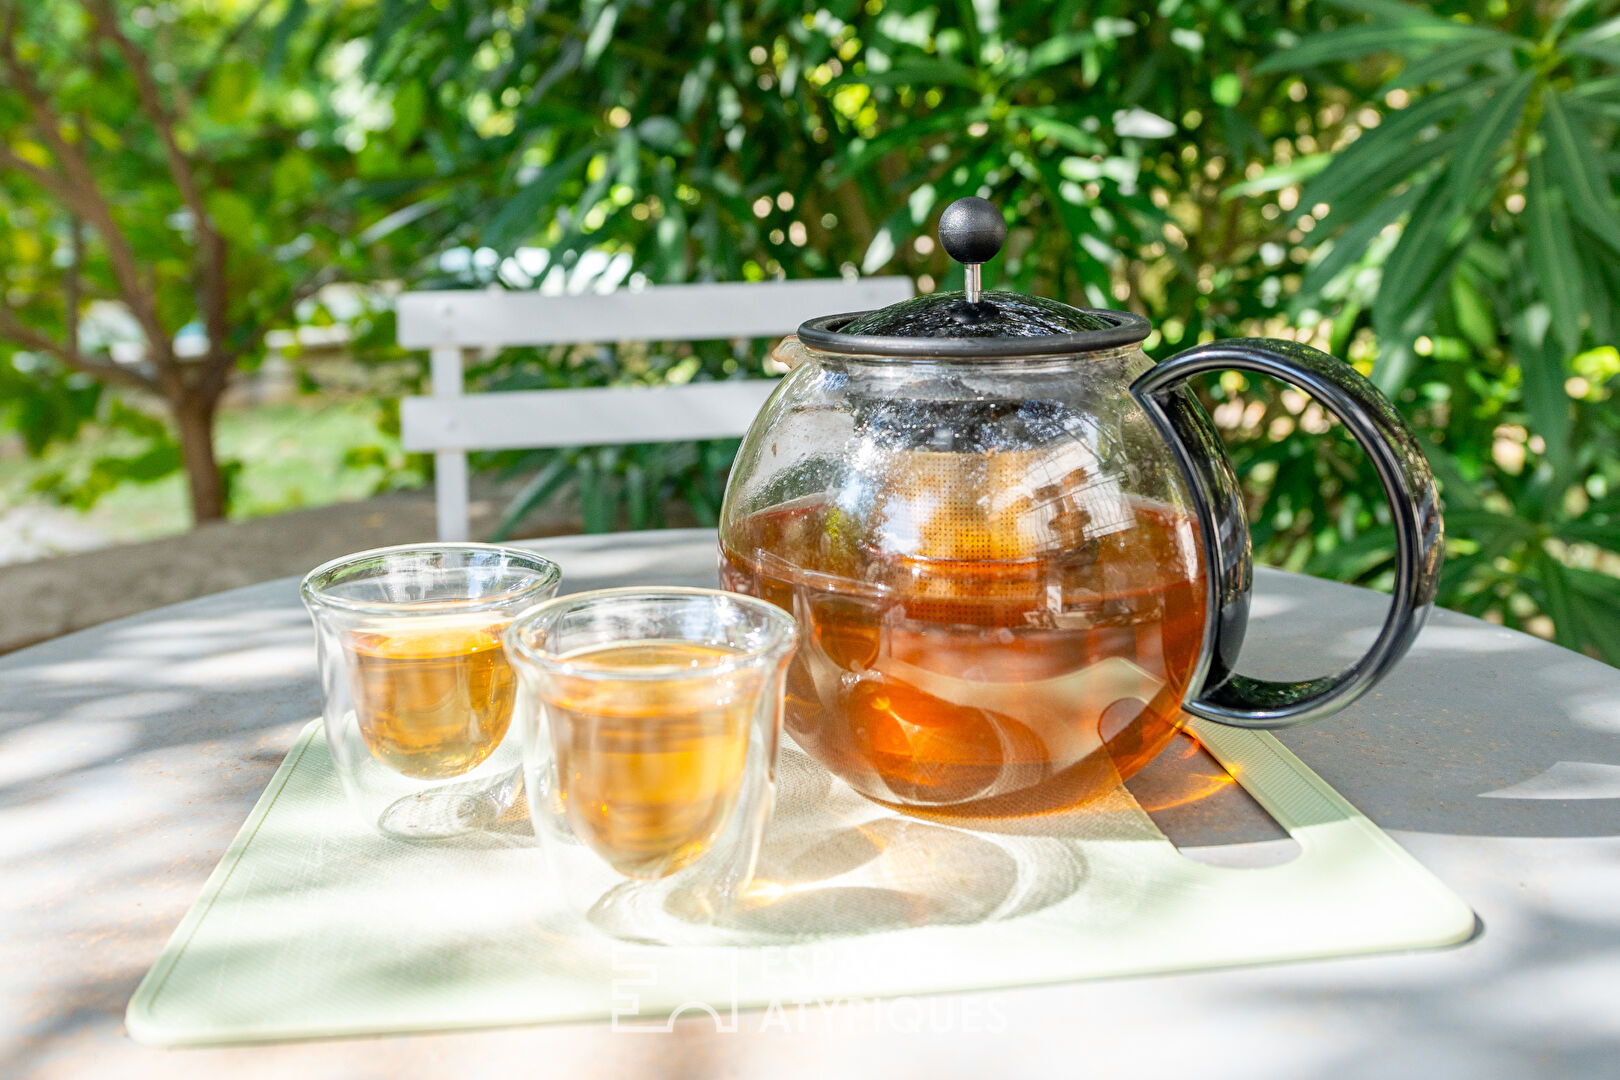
[193,265,341,401]
[85,0,229,369]
[0,30,175,370]
[0,143,91,214]
[0,304,158,393]
[65,215,82,356]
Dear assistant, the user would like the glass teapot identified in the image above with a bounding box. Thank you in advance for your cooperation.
[718,196,1442,818]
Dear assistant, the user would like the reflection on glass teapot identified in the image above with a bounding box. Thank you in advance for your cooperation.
[719,196,1442,818]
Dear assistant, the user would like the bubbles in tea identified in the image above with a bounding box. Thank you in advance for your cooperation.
[720,496,1206,816]
[544,641,755,879]
[345,619,516,779]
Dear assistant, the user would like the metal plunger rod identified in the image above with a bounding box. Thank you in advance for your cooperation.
[937,197,1006,307]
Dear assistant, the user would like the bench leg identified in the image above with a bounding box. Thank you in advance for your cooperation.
[435,449,470,541]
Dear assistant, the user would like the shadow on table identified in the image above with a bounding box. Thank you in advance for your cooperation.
[1,550,1618,1073]
[1235,571,1620,840]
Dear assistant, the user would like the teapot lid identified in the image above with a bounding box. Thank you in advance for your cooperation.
[797,196,1150,358]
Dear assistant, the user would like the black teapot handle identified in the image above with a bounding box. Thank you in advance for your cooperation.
[1129,338,1443,729]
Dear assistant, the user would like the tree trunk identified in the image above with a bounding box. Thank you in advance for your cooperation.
[173,389,227,524]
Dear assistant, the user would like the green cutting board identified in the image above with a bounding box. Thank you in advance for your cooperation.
[127,718,1474,1045]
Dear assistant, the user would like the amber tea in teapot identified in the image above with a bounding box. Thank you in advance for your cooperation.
[717,195,1443,820]
[722,488,1205,817]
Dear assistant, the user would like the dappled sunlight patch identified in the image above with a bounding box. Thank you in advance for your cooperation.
[0,715,150,788]
[1480,762,1620,801]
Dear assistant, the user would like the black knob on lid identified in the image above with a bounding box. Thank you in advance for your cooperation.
[938,196,1007,266]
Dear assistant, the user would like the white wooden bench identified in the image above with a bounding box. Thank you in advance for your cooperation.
[396,278,914,540]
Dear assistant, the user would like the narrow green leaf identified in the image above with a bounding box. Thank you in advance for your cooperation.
[1564,568,1620,603]
[357,196,445,246]
[1296,182,1421,304]
[1533,554,1583,650]
[1507,263,1573,482]
[1373,176,1468,340]
[1446,70,1533,213]
[1258,23,1516,73]
[1565,15,1620,65]
[1564,75,1620,103]
[489,455,570,541]
[1525,155,1586,359]
[1448,267,1498,356]
[1551,0,1604,37]
[1297,81,1484,215]
[1581,246,1618,342]
[1370,335,1425,395]
[265,0,310,81]
[1323,0,1482,26]
[1022,32,1098,76]
[1444,508,1538,538]
[1541,91,1620,257]
[583,4,619,65]
[1222,154,1330,199]
[1383,35,1525,92]
[486,141,600,248]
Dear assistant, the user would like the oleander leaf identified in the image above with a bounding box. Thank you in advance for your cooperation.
[1382,35,1526,92]
[488,455,570,541]
[1446,69,1534,214]
[1256,22,1516,73]
[1296,182,1422,304]
[1321,0,1451,22]
[1540,90,1620,257]
[1223,154,1331,199]
[1565,15,1620,65]
[1296,81,1485,214]
[1525,154,1588,359]
[1373,176,1469,341]
[1550,0,1605,37]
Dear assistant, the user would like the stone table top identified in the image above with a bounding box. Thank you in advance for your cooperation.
[3,529,1617,1079]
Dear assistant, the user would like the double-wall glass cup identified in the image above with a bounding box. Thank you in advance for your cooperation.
[504,587,797,940]
[301,544,562,839]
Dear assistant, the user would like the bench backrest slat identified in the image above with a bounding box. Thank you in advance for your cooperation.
[396,276,914,539]
[397,278,913,349]
[400,382,781,454]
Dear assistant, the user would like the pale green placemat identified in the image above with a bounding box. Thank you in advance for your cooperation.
[127,719,1474,1045]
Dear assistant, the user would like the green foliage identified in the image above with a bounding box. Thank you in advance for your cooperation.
[3,0,1617,663]
[1249,0,1620,662]
[0,0,453,518]
[355,0,1620,663]
[486,438,739,540]
[363,0,1325,531]
[0,398,418,538]
[24,399,181,510]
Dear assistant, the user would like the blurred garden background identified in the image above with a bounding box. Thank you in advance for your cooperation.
[2,0,1618,662]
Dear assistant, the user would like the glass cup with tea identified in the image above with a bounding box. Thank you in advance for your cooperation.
[504,587,797,940]
[302,543,562,839]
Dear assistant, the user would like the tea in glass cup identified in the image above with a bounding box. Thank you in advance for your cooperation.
[505,588,796,937]
[346,617,517,779]
[302,544,561,838]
